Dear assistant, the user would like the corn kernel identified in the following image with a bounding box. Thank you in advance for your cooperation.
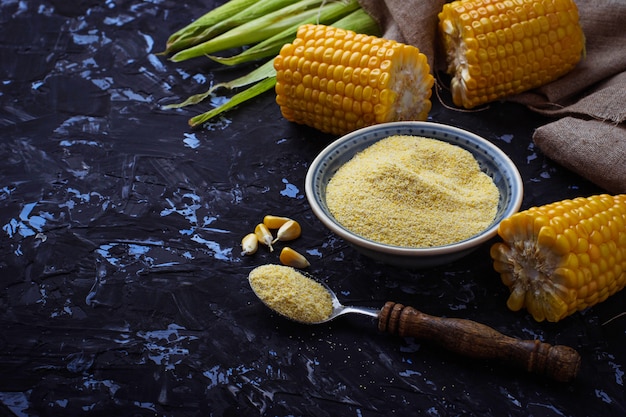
[255,223,274,252]
[241,233,259,256]
[279,247,310,269]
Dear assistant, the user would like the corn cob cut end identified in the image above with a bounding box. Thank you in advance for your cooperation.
[490,194,626,322]
[274,24,434,136]
[438,0,586,109]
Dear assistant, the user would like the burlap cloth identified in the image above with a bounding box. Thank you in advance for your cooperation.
[358,0,626,193]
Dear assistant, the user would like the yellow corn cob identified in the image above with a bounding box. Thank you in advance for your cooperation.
[490,194,626,322]
[438,0,585,109]
[273,24,434,136]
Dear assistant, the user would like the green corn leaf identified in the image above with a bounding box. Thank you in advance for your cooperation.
[330,7,381,35]
[166,0,259,54]
[166,0,302,55]
[170,0,329,62]
[188,76,278,127]
[164,60,276,109]
[207,0,361,66]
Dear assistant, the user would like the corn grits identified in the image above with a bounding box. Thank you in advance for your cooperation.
[249,264,333,323]
[325,135,500,248]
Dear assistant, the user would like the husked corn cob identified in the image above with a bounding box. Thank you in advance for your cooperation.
[438,0,585,109]
[274,24,434,136]
[490,194,626,322]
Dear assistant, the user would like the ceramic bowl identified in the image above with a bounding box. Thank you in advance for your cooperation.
[305,121,524,269]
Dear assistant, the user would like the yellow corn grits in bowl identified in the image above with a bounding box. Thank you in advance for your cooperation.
[305,121,524,268]
[326,134,499,248]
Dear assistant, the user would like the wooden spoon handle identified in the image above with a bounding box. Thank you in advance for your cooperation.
[378,302,580,382]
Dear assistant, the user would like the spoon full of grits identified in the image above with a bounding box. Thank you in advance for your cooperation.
[248,264,581,383]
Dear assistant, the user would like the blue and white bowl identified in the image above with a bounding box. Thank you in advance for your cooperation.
[305,121,524,269]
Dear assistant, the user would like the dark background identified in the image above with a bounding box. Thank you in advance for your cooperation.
[0,0,624,416]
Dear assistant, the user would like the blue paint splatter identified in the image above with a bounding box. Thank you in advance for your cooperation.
[280,178,300,198]
[183,133,200,149]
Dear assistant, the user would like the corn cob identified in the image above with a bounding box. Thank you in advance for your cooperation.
[274,24,434,136]
[490,194,626,322]
[438,0,585,109]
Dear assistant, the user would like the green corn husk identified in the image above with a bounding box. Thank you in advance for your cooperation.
[207,0,361,66]
[327,6,380,35]
[170,0,330,62]
[164,60,277,110]
[166,0,300,55]
[166,0,259,54]
[188,76,278,127]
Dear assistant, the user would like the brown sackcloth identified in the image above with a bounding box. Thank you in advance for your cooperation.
[357,0,626,193]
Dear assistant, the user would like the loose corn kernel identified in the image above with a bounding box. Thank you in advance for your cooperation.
[241,233,258,256]
[255,223,274,252]
[490,194,626,322]
[263,215,292,230]
[272,219,302,244]
[279,247,310,269]
[274,24,434,136]
[438,0,585,109]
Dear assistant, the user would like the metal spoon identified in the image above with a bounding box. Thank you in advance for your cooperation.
[249,271,581,383]
[315,286,380,323]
